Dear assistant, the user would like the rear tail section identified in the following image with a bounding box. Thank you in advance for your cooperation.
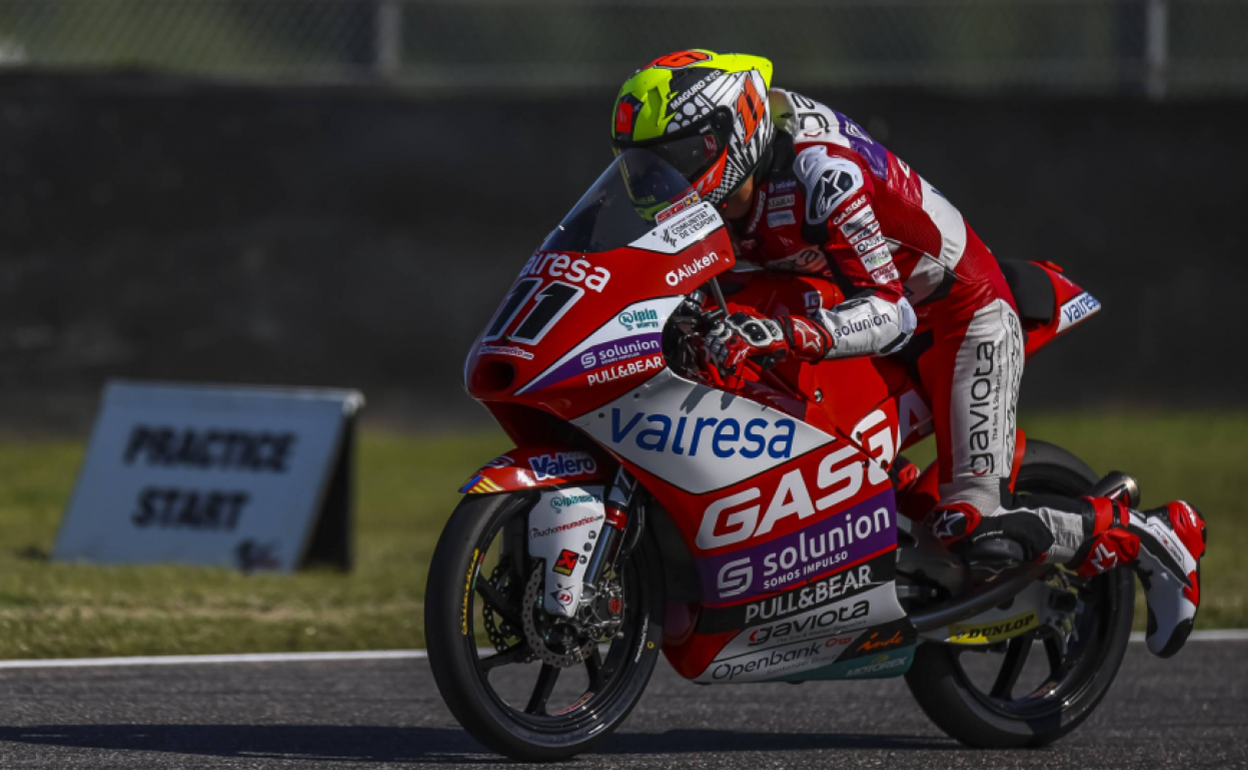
[999,260,1100,358]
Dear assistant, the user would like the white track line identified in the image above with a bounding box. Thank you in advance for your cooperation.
[0,649,428,670]
[1128,629,1248,643]
[1,630,1245,670]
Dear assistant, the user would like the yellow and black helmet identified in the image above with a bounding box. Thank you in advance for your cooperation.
[611,50,774,205]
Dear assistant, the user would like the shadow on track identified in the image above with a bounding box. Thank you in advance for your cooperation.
[0,725,503,765]
[0,724,954,762]
[601,730,955,753]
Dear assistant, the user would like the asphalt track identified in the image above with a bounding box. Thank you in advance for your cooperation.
[0,639,1244,769]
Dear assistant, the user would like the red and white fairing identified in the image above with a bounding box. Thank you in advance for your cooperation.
[461,149,1098,684]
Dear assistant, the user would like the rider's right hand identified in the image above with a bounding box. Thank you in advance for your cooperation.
[703,309,789,387]
[701,308,833,386]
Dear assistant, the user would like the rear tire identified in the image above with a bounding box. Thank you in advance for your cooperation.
[425,492,664,761]
[904,439,1135,748]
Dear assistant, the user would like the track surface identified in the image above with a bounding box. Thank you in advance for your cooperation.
[0,642,1244,769]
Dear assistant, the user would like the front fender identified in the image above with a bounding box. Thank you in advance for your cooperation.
[459,445,611,495]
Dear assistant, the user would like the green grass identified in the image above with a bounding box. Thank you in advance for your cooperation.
[0,412,1243,659]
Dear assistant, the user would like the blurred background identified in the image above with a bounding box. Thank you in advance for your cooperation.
[2,0,1246,431]
[0,1,1244,657]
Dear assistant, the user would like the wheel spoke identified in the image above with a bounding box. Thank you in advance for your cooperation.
[478,644,529,672]
[1044,634,1065,677]
[525,664,561,715]
[475,579,522,627]
[989,636,1033,700]
[585,646,604,689]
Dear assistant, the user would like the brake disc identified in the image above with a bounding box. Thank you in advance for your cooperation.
[521,563,596,668]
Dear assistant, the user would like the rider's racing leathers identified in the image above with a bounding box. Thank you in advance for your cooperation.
[732,89,1092,566]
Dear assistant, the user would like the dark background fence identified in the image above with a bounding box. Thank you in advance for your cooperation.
[1,71,1243,431]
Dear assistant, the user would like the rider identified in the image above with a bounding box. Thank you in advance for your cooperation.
[609,50,1206,658]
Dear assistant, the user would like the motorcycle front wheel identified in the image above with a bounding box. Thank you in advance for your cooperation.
[904,439,1136,748]
[424,491,664,761]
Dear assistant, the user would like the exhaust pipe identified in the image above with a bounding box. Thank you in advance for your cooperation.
[1087,471,1140,508]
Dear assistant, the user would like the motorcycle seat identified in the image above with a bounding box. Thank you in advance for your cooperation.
[999,260,1056,325]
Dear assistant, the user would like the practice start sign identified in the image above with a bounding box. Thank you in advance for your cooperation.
[53,381,364,572]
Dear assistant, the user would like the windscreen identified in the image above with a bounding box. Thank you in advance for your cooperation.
[541,148,702,254]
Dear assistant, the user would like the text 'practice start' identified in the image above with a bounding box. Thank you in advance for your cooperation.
[123,426,298,532]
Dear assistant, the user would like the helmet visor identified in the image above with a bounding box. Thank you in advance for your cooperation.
[614,107,735,186]
[646,131,726,184]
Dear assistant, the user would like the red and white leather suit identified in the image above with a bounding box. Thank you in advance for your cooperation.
[734,89,1086,562]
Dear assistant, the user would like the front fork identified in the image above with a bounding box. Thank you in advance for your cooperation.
[582,466,637,587]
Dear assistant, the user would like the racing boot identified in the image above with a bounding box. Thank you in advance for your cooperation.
[926,502,1062,579]
[1071,495,1207,658]
[925,472,1142,578]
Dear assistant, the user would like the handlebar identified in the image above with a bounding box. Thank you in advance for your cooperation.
[667,278,800,399]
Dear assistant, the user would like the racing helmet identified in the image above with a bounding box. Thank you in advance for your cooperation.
[611,50,774,205]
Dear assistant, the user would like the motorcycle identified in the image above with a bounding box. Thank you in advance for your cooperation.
[426,148,1132,761]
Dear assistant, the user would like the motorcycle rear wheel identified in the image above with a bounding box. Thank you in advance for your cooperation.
[424,491,664,761]
[904,439,1136,748]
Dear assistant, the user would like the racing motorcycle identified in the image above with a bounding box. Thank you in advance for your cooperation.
[425,148,1132,761]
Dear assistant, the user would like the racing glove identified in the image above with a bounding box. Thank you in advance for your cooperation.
[704,308,833,384]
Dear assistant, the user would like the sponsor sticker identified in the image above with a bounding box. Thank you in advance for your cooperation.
[949,611,1039,644]
[528,452,598,482]
[768,194,795,210]
[610,409,797,461]
[859,247,893,271]
[711,582,903,660]
[667,206,718,242]
[846,220,880,245]
[618,308,661,331]
[461,548,479,635]
[552,548,580,577]
[744,564,877,624]
[844,651,909,678]
[550,492,602,510]
[656,192,702,224]
[699,492,896,602]
[832,195,868,227]
[573,370,836,496]
[477,345,535,360]
[531,514,604,539]
[1056,291,1101,334]
[665,250,722,286]
[699,634,858,683]
[767,210,796,228]
[516,252,611,293]
[587,354,665,387]
[633,204,720,254]
[869,264,900,284]
[670,69,722,111]
[854,233,887,254]
[740,596,870,651]
[526,334,662,392]
[850,629,906,654]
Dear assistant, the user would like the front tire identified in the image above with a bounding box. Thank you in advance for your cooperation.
[904,439,1136,748]
[424,492,664,761]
